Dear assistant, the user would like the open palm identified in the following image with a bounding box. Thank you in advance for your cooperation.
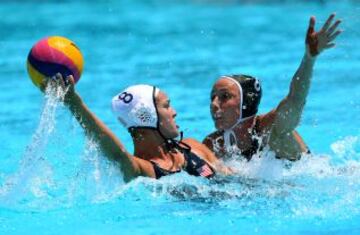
[306,13,342,57]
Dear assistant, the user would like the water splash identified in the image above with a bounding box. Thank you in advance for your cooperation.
[1,90,360,221]
[0,85,67,208]
[110,137,360,222]
[67,137,124,205]
[331,136,360,161]
[0,84,127,211]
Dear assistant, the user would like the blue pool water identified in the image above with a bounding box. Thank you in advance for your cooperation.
[1,0,360,234]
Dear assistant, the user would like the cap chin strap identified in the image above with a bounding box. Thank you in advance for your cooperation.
[157,129,191,152]
[221,76,255,153]
[223,115,255,153]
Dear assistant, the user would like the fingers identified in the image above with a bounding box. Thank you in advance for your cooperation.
[48,75,59,88]
[328,30,342,41]
[324,42,336,49]
[305,16,318,56]
[309,16,316,29]
[39,73,76,95]
[327,19,341,36]
[307,16,316,35]
[55,73,65,87]
[39,78,48,92]
[321,13,336,31]
[48,73,70,89]
[66,75,75,86]
[308,13,342,55]
[55,73,76,88]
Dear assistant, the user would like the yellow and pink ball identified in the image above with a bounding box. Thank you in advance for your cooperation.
[27,36,84,87]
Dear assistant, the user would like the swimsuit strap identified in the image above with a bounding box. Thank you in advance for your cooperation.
[148,137,188,179]
[150,160,181,179]
[149,144,215,179]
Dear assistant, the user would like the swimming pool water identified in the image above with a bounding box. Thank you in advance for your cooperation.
[1,0,360,234]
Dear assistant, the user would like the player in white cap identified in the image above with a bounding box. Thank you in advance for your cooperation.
[44,76,230,182]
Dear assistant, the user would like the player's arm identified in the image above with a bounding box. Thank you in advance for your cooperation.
[272,14,341,135]
[43,74,142,182]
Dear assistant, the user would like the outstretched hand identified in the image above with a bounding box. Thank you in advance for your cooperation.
[306,13,342,57]
[40,73,76,103]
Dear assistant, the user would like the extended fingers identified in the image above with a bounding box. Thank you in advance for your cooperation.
[39,78,48,92]
[328,29,342,41]
[65,75,75,85]
[324,42,336,49]
[307,16,316,34]
[321,13,336,31]
[49,75,59,87]
[39,73,75,94]
[327,19,341,35]
[55,73,65,87]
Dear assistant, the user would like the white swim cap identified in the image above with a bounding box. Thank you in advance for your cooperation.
[111,84,160,129]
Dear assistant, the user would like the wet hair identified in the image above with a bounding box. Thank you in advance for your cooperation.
[225,74,262,119]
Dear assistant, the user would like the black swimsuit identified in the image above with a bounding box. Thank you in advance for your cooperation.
[241,122,262,161]
[150,148,215,179]
[224,118,262,161]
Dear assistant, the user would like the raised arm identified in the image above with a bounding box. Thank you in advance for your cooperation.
[272,14,342,135]
[44,74,141,181]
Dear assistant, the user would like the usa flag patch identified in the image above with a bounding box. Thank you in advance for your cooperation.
[196,164,214,178]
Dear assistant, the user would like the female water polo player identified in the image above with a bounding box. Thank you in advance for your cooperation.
[203,14,342,161]
[43,75,229,182]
